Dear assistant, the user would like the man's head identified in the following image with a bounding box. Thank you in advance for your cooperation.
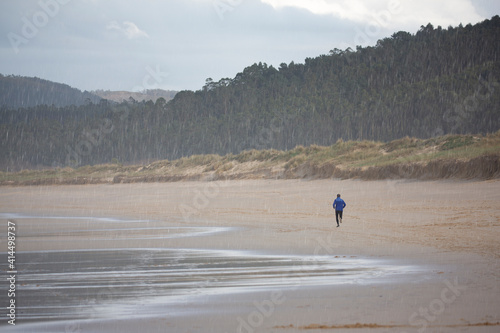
[337,194,341,198]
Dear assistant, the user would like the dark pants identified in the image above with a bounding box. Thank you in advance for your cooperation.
[335,210,343,225]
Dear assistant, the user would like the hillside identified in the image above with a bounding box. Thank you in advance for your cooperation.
[1,133,499,185]
[92,89,177,103]
[1,17,499,170]
[0,74,101,108]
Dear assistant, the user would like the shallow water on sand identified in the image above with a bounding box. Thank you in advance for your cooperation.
[11,249,415,322]
[0,214,416,324]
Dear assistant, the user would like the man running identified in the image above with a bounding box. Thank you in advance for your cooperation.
[332,194,346,227]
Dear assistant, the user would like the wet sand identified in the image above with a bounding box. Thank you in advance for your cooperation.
[1,179,499,332]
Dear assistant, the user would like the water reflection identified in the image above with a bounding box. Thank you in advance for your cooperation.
[12,248,410,322]
[0,214,415,324]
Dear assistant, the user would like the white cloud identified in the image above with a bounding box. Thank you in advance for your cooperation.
[106,20,149,39]
[260,0,485,31]
[394,0,484,28]
[260,0,390,21]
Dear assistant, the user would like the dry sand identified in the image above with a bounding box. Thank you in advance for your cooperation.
[1,179,499,332]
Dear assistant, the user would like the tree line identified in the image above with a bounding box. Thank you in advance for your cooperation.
[0,74,101,109]
[1,16,499,171]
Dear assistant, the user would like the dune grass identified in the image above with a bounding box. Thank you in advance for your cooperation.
[1,132,499,184]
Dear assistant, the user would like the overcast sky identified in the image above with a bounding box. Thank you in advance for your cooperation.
[1,0,498,92]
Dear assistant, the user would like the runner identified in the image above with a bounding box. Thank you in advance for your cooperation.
[332,194,346,227]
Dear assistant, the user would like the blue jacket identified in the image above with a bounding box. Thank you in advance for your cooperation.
[333,198,346,211]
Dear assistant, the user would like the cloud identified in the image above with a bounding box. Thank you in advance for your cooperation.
[260,0,373,21]
[106,20,149,39]
[260,0,485,31]
[393,0,484,28]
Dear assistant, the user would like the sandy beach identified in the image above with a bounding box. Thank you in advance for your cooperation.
[1,179,499,332]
